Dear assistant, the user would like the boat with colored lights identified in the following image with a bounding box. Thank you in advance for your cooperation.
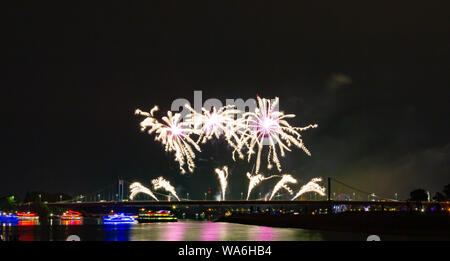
[0,212,19,223]
[137,209,177,223]
[60,210,83,220]
[16,212,39,220]
[103,213,136,224]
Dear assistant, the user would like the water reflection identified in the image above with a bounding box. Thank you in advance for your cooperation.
[2,219,441,241]
[19,220,38,226]
[160,222,186,241]
[257,226,274,241]
[61,220,83,226]
[201,221,219,241]
[126,221,331,241]
[104,224,133,241]
[0,220,356,241]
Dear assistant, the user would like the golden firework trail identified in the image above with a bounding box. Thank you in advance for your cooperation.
[152,176,180,201]
[291,178,326,200]
[214,166,229,201]
[246,172,280,200]
[269,174,298,200]
[129,182,159,201]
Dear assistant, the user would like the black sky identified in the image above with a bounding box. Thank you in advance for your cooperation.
[4,1,450,200]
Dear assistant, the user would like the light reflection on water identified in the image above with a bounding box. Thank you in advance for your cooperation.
[103,221,331,241]
[2,219,439,241]
[60,220,83,226]
[0,219,355,241]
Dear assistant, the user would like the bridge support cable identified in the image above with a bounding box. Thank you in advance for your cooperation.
[330,177,396,201]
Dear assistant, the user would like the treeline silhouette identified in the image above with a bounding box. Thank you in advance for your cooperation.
[410,184,450,202]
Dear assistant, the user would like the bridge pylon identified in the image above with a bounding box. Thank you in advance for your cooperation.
[327,177,331,201]
[118,179,124,201]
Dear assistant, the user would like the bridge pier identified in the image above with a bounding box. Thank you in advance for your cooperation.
[327,177,331,201]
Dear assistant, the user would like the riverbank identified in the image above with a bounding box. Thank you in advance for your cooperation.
[216,212,450,238]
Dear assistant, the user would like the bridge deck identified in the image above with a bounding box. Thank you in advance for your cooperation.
[47,200,450,208]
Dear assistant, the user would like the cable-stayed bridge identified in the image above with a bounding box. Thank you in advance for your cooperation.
[46,178,449,213]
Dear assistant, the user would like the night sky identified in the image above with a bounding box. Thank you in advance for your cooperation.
[4,2,450,200]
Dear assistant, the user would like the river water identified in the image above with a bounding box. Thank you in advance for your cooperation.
[0,219,444,241]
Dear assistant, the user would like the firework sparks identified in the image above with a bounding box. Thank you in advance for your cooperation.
[269,174,298,200]
[291,178,326,200]
[152,176,180,201]
[135,107,201,174]
[129,182,159,201]
[246,172,279,200]
[239,97,317,174]
[185,105,237,142]
[185,104,247,161]
[214,166,229,201]
[134,96,318,201]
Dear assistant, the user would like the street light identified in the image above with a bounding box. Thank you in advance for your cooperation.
[187,193,189,200]
[59,195,62,201]
[204,193,207,201]
[241,192,244,200]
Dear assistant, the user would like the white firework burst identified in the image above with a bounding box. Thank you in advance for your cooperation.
[239,97,317,174]
[135,107,201,174]
[185,104,247,161]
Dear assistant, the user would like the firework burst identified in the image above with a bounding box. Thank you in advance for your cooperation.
[152,176,180,201]
[291,178,326,200]
[239,97,317,174]
[185,104,247,161]
[135,107,201,174]
[129,182,159,201]
[269,174,298,200]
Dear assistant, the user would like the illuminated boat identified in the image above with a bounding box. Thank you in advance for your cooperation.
[137,209,177,223]
[16,212,39,220]
[60,210,83,220]
[103,213,136,224]
[0,212,19,223]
